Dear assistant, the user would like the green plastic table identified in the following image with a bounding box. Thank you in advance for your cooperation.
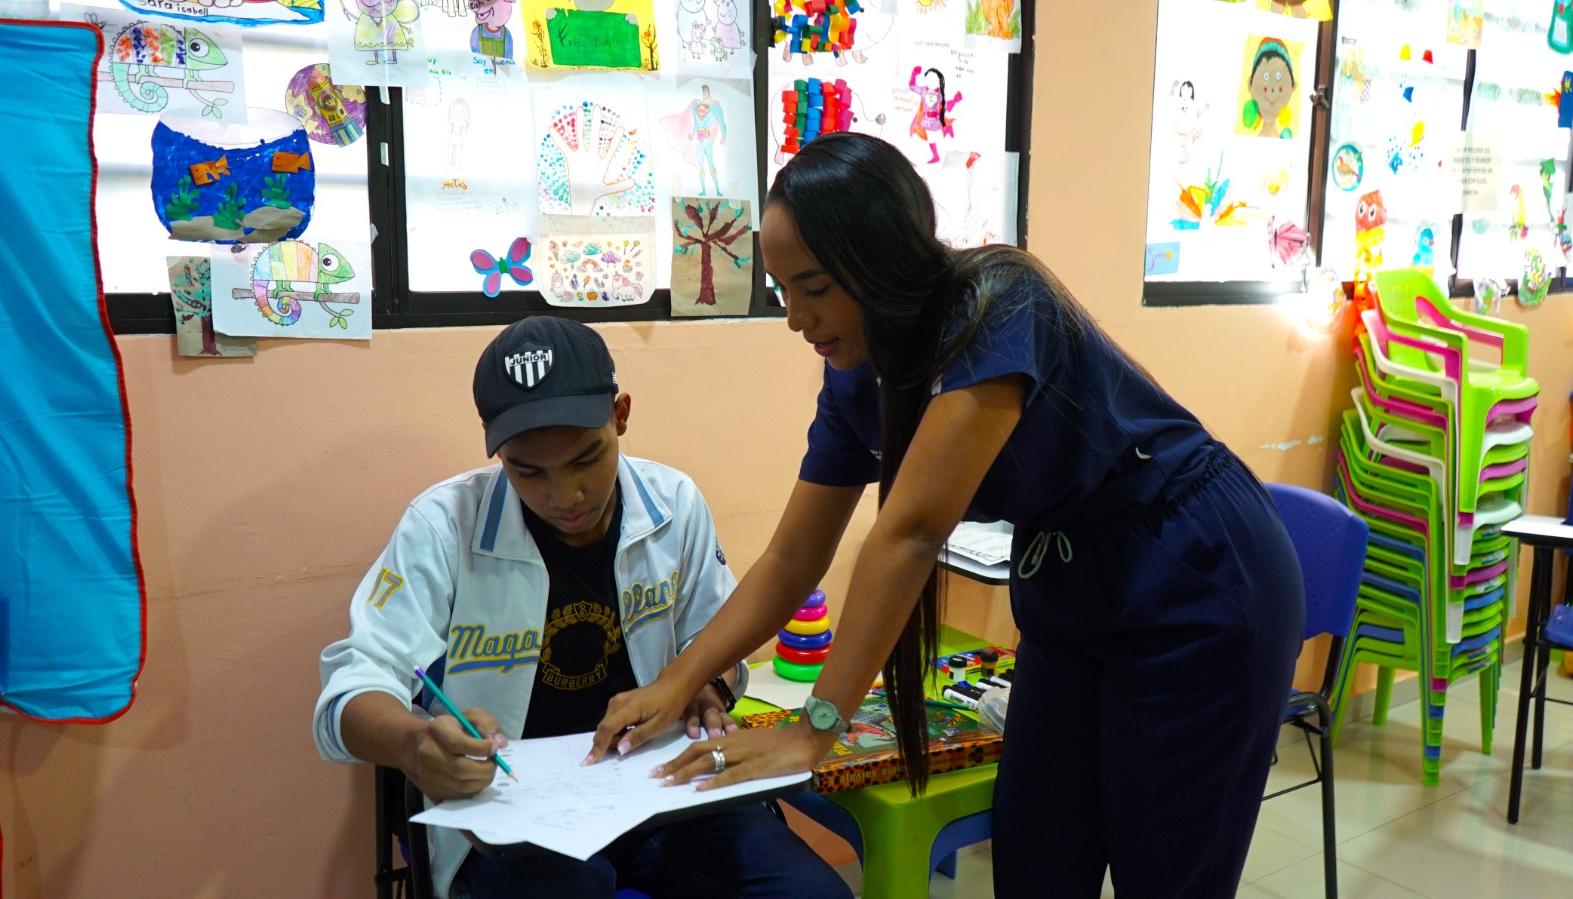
[735,625,1002,899]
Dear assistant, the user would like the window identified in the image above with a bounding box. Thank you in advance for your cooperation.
[91,1,1037,333]
[1143,0,1573,307]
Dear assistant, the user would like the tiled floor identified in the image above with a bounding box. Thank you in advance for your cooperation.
[831,659,1573,898]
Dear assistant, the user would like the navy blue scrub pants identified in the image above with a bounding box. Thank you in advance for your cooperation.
[992,449,1305,897]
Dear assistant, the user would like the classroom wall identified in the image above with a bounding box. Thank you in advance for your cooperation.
[4,3,1573,897]
[0,324,879,898]
[1033,0,1573,691]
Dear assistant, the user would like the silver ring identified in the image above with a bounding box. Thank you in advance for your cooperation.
[711,747,726,774]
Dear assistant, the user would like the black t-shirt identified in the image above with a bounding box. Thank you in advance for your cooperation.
[519,495,638,739]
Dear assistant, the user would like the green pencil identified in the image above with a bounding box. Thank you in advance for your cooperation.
[414,666,518,782]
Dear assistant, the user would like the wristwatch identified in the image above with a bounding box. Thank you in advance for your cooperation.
[710,675,737,712]
[803,695,849,734]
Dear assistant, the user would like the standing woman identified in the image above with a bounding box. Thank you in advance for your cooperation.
[589,133,1305,896]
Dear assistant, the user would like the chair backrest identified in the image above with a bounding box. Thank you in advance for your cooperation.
[1267,483,1368,642]
[374,765,435,899]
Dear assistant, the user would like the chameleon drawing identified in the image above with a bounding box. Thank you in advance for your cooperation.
[108,21,231,117]
[248,240,357,328]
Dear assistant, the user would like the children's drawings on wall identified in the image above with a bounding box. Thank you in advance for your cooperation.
[211,238,372,339]
[118,0,325,26]
[535,77,654,217]
[152,109,314,243]
[674,0,750,78]
[771,1,894,66]
[655,78,758,205]
[67,4,248,121]
[470,236,534,297]
[931,149,1012,248]
[403,70,536,291]
[469,0,517,63]
[905,64,962,164]
[522,0,658,70]
[1448,0,1484,48]
[1237,35,1303,140]
[1256,0,1332,21]
[962,0,1020,52]
[327,0,430,87]
[671,197,752,316]
[1144,0,1319,285]
[167,255,256,357]
[661,83,727,195]
[541,235,653,306]
[284,63,367,146]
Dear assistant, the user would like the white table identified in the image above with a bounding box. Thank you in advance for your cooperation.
[939,522,1012,586]
[1500,514,1573,824]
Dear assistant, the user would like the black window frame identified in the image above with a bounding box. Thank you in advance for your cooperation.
[104,1,1037,334]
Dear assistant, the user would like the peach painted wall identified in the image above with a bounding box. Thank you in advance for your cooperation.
[0,324,878,898]
[5,3,1573,897]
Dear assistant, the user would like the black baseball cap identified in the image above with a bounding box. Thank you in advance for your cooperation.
[474,317,618,456]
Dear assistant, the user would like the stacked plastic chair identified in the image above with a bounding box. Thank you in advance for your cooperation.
[1329,268,1538,784]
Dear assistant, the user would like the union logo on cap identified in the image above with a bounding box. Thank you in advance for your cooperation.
[504,346,553,389]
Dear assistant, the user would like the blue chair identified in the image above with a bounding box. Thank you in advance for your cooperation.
[1264,483,1369,899]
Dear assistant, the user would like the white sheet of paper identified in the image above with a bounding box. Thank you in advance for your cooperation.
[534,74,655,218]
[326,0,431,89]
[741,663,815,710]
[410,729,811,858]
[945,522,1013,567]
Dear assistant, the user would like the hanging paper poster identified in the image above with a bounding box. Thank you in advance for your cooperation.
[420,0,521,75]
[767,2,900,189]
[117,0,323,26]
[534,75,654,217]
[1456,0,1571,278]
[962,0,1022,52]
[540,234,654,306]
[522,0,657,70]
[1256,0,1333,21]
[65,4,248,122]
[404,68,537,291]
[284,63,368,146]
[891,29,1010,165]
[1143,0,1320,285]
[1447,0,1484,48]
[151,108,314,243]
[327,0,431,87]
[210,238,372,339]
[168,255,257,357]
[931,150,1012,248]
[671,197,753,316]
[674,0,751,78]
[1320,0,1468,283]
[772,0,896,66]
[1236,35,1306,140]
[654,77,759,208]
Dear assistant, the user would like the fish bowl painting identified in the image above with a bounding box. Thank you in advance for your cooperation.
[284,63,367,146]
[151,108,315,244]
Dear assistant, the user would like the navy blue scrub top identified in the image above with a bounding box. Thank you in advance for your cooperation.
[798,278,1215,529]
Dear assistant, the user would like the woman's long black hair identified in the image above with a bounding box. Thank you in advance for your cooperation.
[767,132,1097,793]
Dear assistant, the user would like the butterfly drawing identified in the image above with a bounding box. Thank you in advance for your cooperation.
[1268,218,1310,266]
[470,237,534,298]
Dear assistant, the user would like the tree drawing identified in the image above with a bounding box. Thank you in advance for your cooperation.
[673,200,750,305]
[643,24,659,70]
[170,257,220,356]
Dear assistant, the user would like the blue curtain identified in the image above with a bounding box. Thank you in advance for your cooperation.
[0,21,144,721]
